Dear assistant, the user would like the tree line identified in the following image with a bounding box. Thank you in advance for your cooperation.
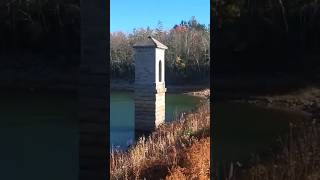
[0,0,80,53]
[110,17,210,84]
[213,0,320,78]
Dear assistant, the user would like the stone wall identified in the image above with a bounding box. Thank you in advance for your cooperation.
[134,48,155,85]
[134,46,166,132]
[155,91,166,126]
[155,48,165,84]
[134,88,166,131]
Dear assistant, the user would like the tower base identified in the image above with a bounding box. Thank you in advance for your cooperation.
[134,84,166,132]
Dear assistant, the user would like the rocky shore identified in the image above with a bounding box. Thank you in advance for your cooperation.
[184,88,210,99]
[232,87,320,120]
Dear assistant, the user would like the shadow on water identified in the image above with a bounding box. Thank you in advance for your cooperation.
[214,102,307,164]
[110,91,308,165]
[0,90,78,180]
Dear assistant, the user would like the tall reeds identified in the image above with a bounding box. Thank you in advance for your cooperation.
[110,102,210,179]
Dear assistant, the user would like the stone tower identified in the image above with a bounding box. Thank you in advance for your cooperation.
[133,36,168,133]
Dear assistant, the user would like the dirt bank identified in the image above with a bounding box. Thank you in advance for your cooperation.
[232,87,320,119]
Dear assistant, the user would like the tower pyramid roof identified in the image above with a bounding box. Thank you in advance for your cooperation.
[133,36,168,49]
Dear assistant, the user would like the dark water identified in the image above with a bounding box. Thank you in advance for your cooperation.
[111,92,307,164]
[0,91,307,179]
[0,91,78,180]
[214,102,307,163]
[110,91,201,149]
[0,90,199,180]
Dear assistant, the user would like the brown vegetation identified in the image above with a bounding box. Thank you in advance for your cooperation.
[166,137,210,180]
[110,102,210,180]
[217,119,320,180]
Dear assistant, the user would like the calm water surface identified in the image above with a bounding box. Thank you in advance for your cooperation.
[0,91,307,179]
[110,91,201,148]
[214,102,307,163]
[111,91,307,164]
[0,91,78,180]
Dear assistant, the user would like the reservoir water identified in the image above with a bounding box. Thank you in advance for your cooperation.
[214,102,307,163]
[110,92,306,164]
[0,91,78,180]
[0,90,307,179]
[110,91,201,149]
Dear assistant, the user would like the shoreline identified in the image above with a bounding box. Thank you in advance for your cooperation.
[111,80,210,98]
[229,87,320,120]
[216,87,320,179]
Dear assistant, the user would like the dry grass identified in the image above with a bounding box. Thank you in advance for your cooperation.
[166,137,210,180]
[243,120,320,180]
[214,121,320,180]
[110,102,210,180]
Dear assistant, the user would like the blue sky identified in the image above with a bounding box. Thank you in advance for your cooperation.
[110,0,210,33]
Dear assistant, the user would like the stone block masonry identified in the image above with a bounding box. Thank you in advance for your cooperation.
[133,36,168,133]
[134,88,166,131]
